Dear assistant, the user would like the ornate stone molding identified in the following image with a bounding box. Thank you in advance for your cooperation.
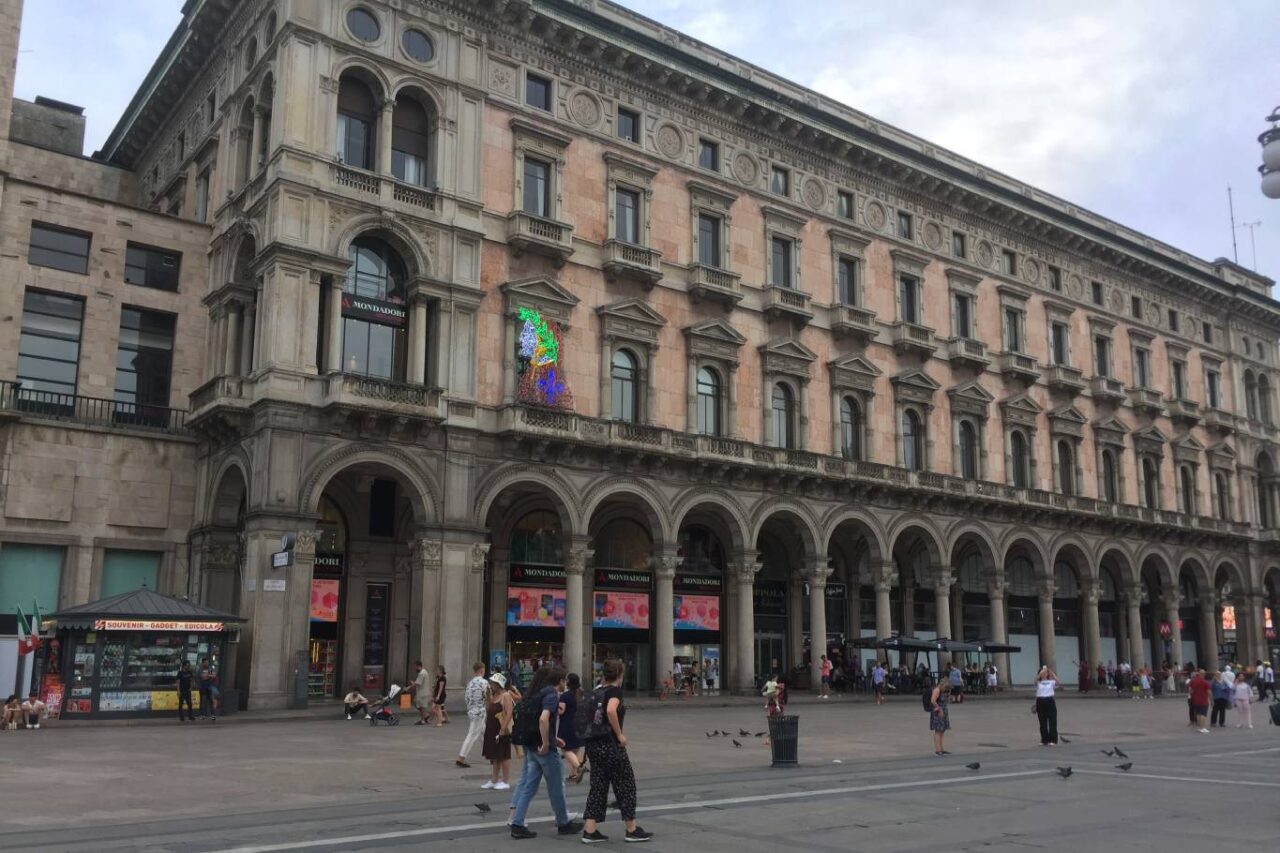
[412,538,443,572]
[470,542,491,574]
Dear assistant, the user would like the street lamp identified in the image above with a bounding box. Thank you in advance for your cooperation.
[1262,105,1280,199]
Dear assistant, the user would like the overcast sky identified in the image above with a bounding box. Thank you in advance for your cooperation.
[13,0,1278,281]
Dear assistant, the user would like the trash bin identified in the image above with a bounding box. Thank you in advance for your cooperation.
[768,715,799,767]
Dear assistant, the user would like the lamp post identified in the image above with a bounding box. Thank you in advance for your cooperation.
[1261,106,1280,199]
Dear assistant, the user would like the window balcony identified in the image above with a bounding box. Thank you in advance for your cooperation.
[944,337,990,372]
[322,374,444,429]
[832,304,879,344]
[1127,386,1166,417]
[1043,363,1086,396]
[1202,407,1235,433]
[506,211,575,266]
[687,263,743,306]
[331,162,381,196]
[1090,375,1127,404]
[1168,397,1201,426]
[0,379,188,433]
[889,321,937,358]
[187,375,252,437]
[390,179,437,211]
[762,286,814,325]
[602,239,663,287]
[996,351,1040,383]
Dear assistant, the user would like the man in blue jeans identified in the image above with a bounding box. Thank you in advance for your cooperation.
[508,666,583,840]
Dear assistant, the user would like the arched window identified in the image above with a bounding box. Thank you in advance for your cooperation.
[1179,466,1195,515]
[696,366,721,436]
[337,75,378,170]
[958,419,978,479]
[840,396,861,461]
[317,496,348,555]
[234,99,254,188]
[257,79,273,166]
[1101,449,1119,503]
[264,12,277,41]
[902,409,924,471]
[510,510,562,565]
[1215,472,1230,520]
[1142,457,1159,508]
[611,349,639,423]
[595,518,652,570]
[1056,439,1075,496]
[1259,375,1273,426]
[1245,370,1258,420]
[341,236,408,380]
[1010,430,1029,489]
[391,93,433,186]
[245,38,258,70]
[772,383,796,449]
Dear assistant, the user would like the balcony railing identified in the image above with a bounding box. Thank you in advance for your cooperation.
[1043,363,1086,395]
[687,264,743,305]
[890,321,937,357]
[762,286,814,324]
[1090,375,1126,403]
[832,304,879,342]
[945,337,990,371]
[506,211,575,265]
[1128,387,1165,416]
[1202,407,1235,432]
[331,163,381,195]
[1168,397,1201,425]
[323,374,443,418]
[602,239,663,286]
[391,179,437,210]
[997,351,1040,383]
[0,380,187,433]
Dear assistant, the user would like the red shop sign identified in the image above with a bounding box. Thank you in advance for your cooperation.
[1158,620,1173,638]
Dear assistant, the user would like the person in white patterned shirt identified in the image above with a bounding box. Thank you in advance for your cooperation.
[456,662,489,768]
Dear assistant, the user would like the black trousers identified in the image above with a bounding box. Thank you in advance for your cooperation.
[1211,698,1229,726]
[345,702,368,716]
[177,691,194,720]
[584,738,637,823]
[1036,697,1058,744]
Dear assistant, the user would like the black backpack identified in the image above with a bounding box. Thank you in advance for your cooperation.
[1269,702,1280,728]
[510,690,546,747]
[574,687,613,743]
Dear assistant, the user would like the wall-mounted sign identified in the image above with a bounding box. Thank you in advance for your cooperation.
[753,582,787,616]
[593,591,650,629]
[506,586,567,627]
[674,594,720,631]
[509,565,566,586]
[272,551,292,569]
[93,620,225,632]
[1158,620,1173,638]
[263,579,287,592]
[341,293,406,326]
[594,569,651,591]
[675,575,722,594]
[310,579,340,623]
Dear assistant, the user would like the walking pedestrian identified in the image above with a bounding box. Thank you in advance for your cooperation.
[1096,661,1107,693]
[947,662,964,703]
[482,672,513,791]
[176,661,195,722]
[1188,668,1212,733]
[508,666,582,840]
[872,660,887,705]
[1034,666,1059,746]
[409,661,431,725]
[1233,674,1254,728]
[197,657,218,721]
[819,655,832,699]
[581,659,651,843]
[559,673,586,783]
[926,677,950,756]
[1139,668,1153,699]
[429,665,449,726]
[1211,670,1231,728]
[1261,660,1276,702]
[457,662,489,768]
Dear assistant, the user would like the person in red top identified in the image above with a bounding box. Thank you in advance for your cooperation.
[1187,669,1212,733]
[819,655,833,699]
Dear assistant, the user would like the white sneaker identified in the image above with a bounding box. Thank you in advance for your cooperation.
[1199,728,1211,733]
[32,724,39,730]
[494,781,510,790]
[347,714,353,720]
[481,781,495,789]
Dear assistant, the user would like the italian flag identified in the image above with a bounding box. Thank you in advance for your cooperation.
[15,602,42,656]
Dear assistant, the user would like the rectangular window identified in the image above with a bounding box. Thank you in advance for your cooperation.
[525,74,552,111]
[953,292,972,338]
[837,190,854,220]
[838,258,858,306]
[696,213,721,267]
[1172,360,1186,399]
[1051,322,1069,365]
[522,157,550,217]
[124,243,182,292]
[0,543,64,616]
[698,139,719,171]
[951,231,966,259]
[1095,336,1111,377]
[17,289,84,401]
[1001,249,1017,277]
[1131,295,1142,318]
[114,307,177,418]
[101,549,161,598]
[770,237,793,288]
[1202,322,1213,344]
[617,108,639,143]
[770,165,789,196]
[1048,265,1062,292]
[336,112,373,170]
[176,132,185,161]
[1004,308,1022,352]
[897,210,913,240]
[1134,347,1150,388]
[900,275,919,325]
[29,222,91,274]
[1206,369,1221,408]
[615,187,640,244]
[1168,308,1178,331]
[205,93,216,124]
[392,149,427,186]
[194,171,210,223]
[1091,281,1103,305]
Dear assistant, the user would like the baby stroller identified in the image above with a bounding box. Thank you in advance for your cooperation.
[368,684,403,726]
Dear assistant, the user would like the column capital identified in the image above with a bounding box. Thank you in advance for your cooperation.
[987,577,1008,600]
[653,555,678,580]
[294,529,319,559]
[469,541,491,574]
[1038,585,1056,605]
[1200,590,1219,609]
[564,547,593,576]
[730,562,758,586]
[872,561,896,593]
[411,537,443,572]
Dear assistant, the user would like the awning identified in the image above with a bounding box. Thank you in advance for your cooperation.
[933,638,982,653]
[972,639,1023,654]
[49,588,243,631]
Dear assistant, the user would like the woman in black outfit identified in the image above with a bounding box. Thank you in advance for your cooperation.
[429,665,449,726]
[581,660,651,844]
[559,673,586,783]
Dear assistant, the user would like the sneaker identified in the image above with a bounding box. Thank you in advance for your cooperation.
[481,780,495,789]
[582,830,609,844]
[494,781,510,790]
[32,724,40,730]
[510,825,537,840]
[1199,728,1211,733]
[625,827,653,843]
[558,821,584,835]
[347,714,353,720]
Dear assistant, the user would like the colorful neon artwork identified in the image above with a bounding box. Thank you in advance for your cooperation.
[516,307,574,409]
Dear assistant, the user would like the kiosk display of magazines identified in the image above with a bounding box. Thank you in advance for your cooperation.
[48,589,242,719]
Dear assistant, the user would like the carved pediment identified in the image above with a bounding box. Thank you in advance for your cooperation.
[685,319,747,363]
[947,381,994,419]
[1207,441,1236,469]
[1132,424,1168,456]
[1173,433,1205,464]
[999,392,1043,428]
[760,336,816,379]
[1092,415,1130,447]
[891,368,939,407]
[1048,404,1087,438]
[829,354,882,393]
[597,299,667,348]
[501,276,580,326]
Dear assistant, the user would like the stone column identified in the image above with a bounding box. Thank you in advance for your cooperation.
[1199,593,1219,669]
[378,98,394,175]
[1249,592,1267,664]
[564,546,592,679]
[988,579,1010,686]
[685,360,698,433]
[239,300,256,376]
[1125,588,1145,670]
[599,336,612,419]
[409,298,428,384]
[1038,586,1057,671]
[798,380,810,450]
[1116,602,1129,665]
[487,548,511,664]
[874,563,894,640]
[788,575,805,672]
[249,107,264,179]
[1082,581,1102,671]
[223,304,241,376]
[411,536,443,676]
[733,556,758,693]
[653,555,677,692]
[243,525,318,710]
[644,348,657,425]
[807,557,831,691]
[503,314,518,404]
[950,584,965,665]
[1165,596,1183,669]
[726,364,739,438]
[326,281,344,373]
[933,568,953,643]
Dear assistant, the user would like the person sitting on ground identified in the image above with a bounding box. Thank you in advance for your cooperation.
[343,685,370,719]
[21,692,47,729]
[2,695,21,730]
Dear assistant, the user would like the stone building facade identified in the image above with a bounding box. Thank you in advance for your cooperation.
[2,0,1280,707]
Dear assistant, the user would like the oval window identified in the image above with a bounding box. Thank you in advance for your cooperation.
[402,29,435,63]
[346,7,381,42]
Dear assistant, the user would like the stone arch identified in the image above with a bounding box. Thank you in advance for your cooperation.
[473,465,581,537]
[299,443,439,525]
[389,78,445,119]
[1000,531,1049,580]
[749,499,823,560]
[332,214,432,281]
[1099,545,1137,588]
[1138,549,1175,596]
[1051,541,1092,584]
[670,488,750,557]
[331,57,392,102]
[945,523,998,574]
[1044,531,1095,577]
[257,69,276,106]
[207,454,251,528]
[581,476,674,550]
[1214,559,1249,594]
[885,515,946,569]
[822,507,888,568]
[1177,556,1212,595]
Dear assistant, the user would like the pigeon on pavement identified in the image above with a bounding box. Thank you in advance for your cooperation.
[755,732,766,737]
[1056,766,1073,778]
[1116,762,1132,772]
[732,739,742,748]
[1101,749,1115,757]
[706,731,715,737]
[739,729,751,736]
[474,803,491,813]
[1113,746,1128,759]
[965,762,981,770]
[1059,737,1072,744]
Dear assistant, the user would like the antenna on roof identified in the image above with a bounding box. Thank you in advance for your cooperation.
[1237,220,1261,272]
[1227,186,1239,264]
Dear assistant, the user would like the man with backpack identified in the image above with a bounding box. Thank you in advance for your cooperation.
[507,666,583,840]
